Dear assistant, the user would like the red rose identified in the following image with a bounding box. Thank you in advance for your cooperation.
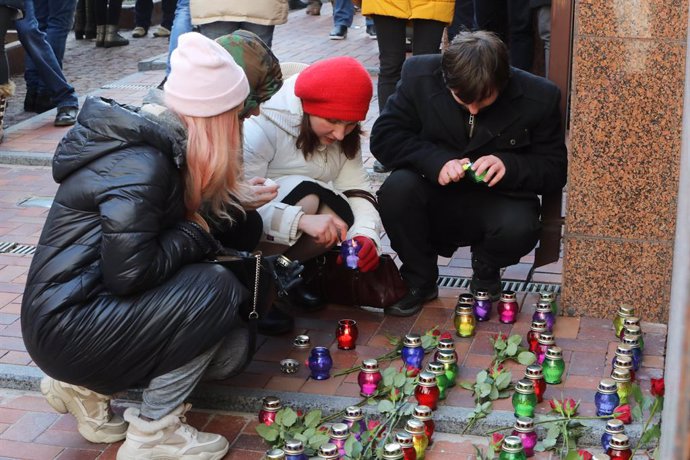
[432,329,441,337]
[440,331,453,340]
[651,378,665,397]
[613,404,632,424]
[563,398,579,417]
[549,398,561,413]
[367,420,381,431]
[578,450,593,460]
[406,365,420,377]
[490,433,504,453]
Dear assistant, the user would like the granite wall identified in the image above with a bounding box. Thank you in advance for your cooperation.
[562,0,688,322]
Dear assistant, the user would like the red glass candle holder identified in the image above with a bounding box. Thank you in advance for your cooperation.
[414,372,440,410]
[357,359,382,397]
[336,319,358,350]
[258,396,282,426]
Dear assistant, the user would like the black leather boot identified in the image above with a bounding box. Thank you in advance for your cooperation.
[257,308,294,336]
[385,286,438,317]
[470,256,502,300]
[287,284,324,312]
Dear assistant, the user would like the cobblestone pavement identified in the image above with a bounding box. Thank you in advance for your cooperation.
[0,4,663,460]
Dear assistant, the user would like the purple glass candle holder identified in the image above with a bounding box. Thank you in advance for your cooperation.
[595,378,620,416]
[512,417,538,457]
[402,333,424,369]
[498,290,519,324]
[342,406,366,441]
[328,423,350,457]
[340,239,361,270]
[536,332,555,364]
[473,290,492,321]
[308,347,333,380]
[532,300,555,331]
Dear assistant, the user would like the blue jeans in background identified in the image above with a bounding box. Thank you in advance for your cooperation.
[15,0,79,108]
[167,0,191,75]
[333,0,353,27]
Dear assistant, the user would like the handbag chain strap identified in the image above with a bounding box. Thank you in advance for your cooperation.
[249,253,261,320]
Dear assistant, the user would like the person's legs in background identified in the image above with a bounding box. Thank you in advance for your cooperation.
[507,0,533,71]
[536,4,551,77]
[104,0,129,47]
[166,0,191,75]
[372,15,406,114]
[365,15,376,39]
[152,0,176,37]
[473,0,507,43]
[237,22,275,48]
[0,6,16,141]
[330,0,353,39]
[198,21,239,40]
[132,0,153,37]
[410,18,445,55]
[306,0,321,15]
[447,0,475,42]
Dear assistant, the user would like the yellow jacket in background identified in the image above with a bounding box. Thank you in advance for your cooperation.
[361,0,455,24]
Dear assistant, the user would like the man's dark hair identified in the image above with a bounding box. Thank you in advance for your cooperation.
[296,114,361,160]
[441,30,510,103]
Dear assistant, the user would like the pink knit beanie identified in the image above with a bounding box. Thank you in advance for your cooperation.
[295,56,373,121]
[164,32,249,117]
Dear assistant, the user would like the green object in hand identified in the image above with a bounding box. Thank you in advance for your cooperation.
[462,162,487,183]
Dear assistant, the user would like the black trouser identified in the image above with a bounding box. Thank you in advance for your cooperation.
[473,0,533,71]
[372,15,446,113]
[447,0,475,42]
[378,169,541,289]
[135,0,176,30]
[95,0,123,26]
[0,6,15,85]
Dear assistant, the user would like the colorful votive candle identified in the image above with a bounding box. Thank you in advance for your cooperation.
[623,324,644,351]
[613,355,635,382]
[336,319,358,350]
[524,364,547,403]
[527,320,548,353]
[454,302,476,338]
[293,334,311,349]
[340,238,360,269]
[610,368,632,405]
[497,290,519,324]
[621,334,642,371]
[412,405,435,445]
[425,362,449,400]
[601,418,625,451]
[382,443,405,460]
[613,304,635,337]
[308,347,333,380]
[536,332,555,364]
[328,423,350,457]
[436,350,458,387]
[611,344,634,368]
[316,443,339,459]
[395,432,418,460]
[539,291,558,315]
[284,440,308,460]
[342,406,366,441]
[542,347,565,384]
[258,396,281,425]
[358,359,383,397]
[414,372,440,410]
[532,300,555,331]
[622,317,644,349]
[607,434,633,460]
[512,379,537,418]
[405,419,429,460]
[402,333,425,369]
[595,378,620,416]
[473,290,492,321]
[511,417,538,458]
[499,435,527,460]
[266,448,286,460]
[434,337,458,362]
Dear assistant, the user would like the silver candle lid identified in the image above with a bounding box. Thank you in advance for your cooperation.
[280,359,300,374]
[265,448,286,459]
[597,378,618,394]
[623,316,640,328]
[501,436,525,453]
[524,364,544,379]
[617,304,635,318]
[293,334,311,349]
[381,442,404,459]
[317,443,339,458]
[614,344,633,357]
[412,405,433,421]
[417,371,437,387]
[545,346,563,360]
[457,293,475,305]
[539,291,556,302]
[284,439,305,455]
[513,417,535,433]
[403,333,422,347]
[609,433,630,450]
[536,300,552,312]
[613,355,633,370]
[395,431,414,448]
[605,418,625,434]
[514,379,535,394]
[537,332,555,345]
[425,361,445,375]
[360,359,380,373]
[455,304,474,315]
[437,337,455,351]
[404,418,425,435]
[328,422,350,440]
[610,367,631,383]
[261,396,282,411]
[343,406,363,421]
[474,290,490,301]
[436,350,457,364]
[500,290,517,302]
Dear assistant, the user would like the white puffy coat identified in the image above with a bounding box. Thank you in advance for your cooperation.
[243,75,382,250]
[191,0,288,26]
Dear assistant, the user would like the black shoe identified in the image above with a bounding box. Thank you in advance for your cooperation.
[288,284,324,312]
[386,286,438,317]
[329,25,347,40]
[366,24,377,39]
[54,106,78,127]
[470,257,502,300]
[372,160,390,173]
[257,308,295,336]
[289,0,308,9]
[24,91,56,113]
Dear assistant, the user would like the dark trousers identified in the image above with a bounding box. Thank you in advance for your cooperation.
[372,15,445,113]
[447,0,475,42]
[135,0,176,30]
[474,0,533,71]
[378,169,541,289]
[95,0,123,26]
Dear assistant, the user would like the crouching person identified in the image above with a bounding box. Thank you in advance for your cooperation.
[21,33,256,459]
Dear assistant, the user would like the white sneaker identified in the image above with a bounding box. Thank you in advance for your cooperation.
[117,404,229,460]
[40,376,127,443]
[153,26,171,37]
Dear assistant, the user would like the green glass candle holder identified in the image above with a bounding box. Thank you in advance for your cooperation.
[512,380,537,418]
[542,347,565,384]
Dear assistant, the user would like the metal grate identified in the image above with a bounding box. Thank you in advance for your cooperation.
[0,242,36,255]
[101,83,159,90]
[437,275,561,294]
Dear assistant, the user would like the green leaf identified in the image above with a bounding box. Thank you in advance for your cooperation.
[304,410,322,429]
[546,424,561,440]
[403,381,416,395]
[517,351,536,365]
[344,436,357,456]
[476,370,488,385]
[534,442,546,452]
[631,383,644,406]
[495,372,512,390]
[489,385,499,400]
[274,410,283,427]
[308,433,330,449]
[494,339,507,351]
[294,433,308,442]
[508,334,523,346]
[394,373,407,388]
[479,382,492,398]
[639,424,662,446]
[564,450,583,460]
[303,427,316,438]
[642,396,654,412]
[498,390,512,399]
[542,437,557,449]
[481,401,492,412]
[281,407,298,427]
[505,342,518,356]
[460,381,475,391]
[632,405,643,421]
[421,334,434,349]
[255,423,279,442]
[378,399,395,413]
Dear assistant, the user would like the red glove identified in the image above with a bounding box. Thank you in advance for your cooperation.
[353,236,379,272]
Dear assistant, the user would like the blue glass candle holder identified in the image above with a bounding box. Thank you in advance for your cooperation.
[308,347,333,380]
[340,239,360,270]
[601,419,625,451]
[284,440,308,460]
[595,378,620,416]
[402,333,424,369]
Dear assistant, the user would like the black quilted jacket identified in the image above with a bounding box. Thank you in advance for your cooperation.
[21,97,248,394]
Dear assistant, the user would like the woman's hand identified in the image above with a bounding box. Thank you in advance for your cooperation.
[241,177,280,210]
[352,236,379,272]
[298,214,348,247]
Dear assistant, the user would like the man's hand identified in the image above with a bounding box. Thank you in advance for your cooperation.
[472,155,506,187]
[297,214,349,247]
[241,177,279,210]
[438,158,470,186]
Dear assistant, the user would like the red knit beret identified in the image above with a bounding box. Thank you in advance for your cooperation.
[295,56,373,122]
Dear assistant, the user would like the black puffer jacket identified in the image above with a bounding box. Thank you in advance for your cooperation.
[21,97,248,395]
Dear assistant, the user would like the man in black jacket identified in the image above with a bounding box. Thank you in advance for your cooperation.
[371,30,567,317]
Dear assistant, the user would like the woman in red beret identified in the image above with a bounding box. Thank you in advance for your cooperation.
[243,56,382,334]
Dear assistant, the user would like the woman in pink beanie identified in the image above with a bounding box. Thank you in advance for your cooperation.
[23,33,270,460]
[244,56,383,335]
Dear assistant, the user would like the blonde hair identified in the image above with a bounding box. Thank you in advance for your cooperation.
[179,106,249,223]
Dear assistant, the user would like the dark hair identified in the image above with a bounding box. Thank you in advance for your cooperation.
[295,114,362,160]
[441,30,510,103]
